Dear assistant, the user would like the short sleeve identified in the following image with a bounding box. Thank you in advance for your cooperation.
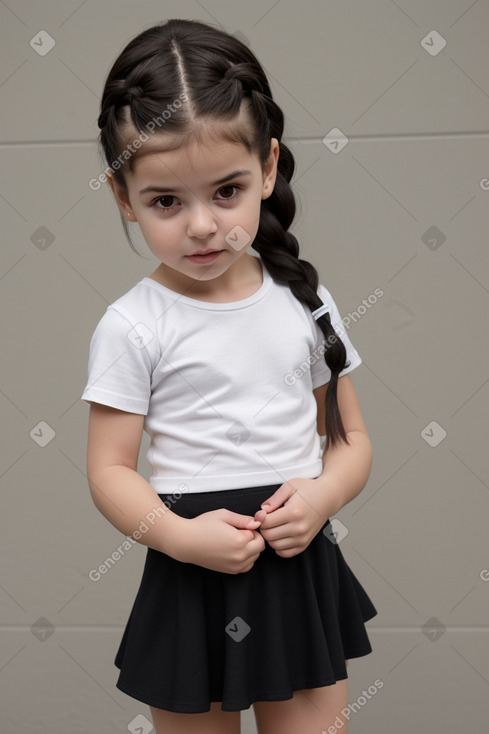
[80,306,155,414]
[310,284,363,388]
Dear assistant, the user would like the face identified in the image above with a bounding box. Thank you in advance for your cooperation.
[107,133,279,296]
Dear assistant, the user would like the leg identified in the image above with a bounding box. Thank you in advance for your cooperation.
[150,701,240,734]
[253,662,349,734]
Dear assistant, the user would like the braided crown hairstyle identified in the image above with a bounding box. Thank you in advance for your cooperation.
[96,18,351,448]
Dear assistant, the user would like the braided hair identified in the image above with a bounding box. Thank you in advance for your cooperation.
[96,18,351,448]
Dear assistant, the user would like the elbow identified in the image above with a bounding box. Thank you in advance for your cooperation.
[360,430,373,482]
[87,474,105,512]
[86,463,116,512]
[348,429,373,480]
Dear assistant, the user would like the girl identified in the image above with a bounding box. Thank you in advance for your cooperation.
[82,18,377,734]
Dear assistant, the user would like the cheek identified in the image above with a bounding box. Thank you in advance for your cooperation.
[245,200,263,234]
[142,214,177,237]
[137,218,179,253]
[235,195,262,226]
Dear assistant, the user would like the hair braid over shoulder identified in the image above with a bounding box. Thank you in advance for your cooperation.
[251,138,351,448]
[218,61,352,446]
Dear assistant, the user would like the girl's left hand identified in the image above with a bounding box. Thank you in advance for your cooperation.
[253,477,332,558]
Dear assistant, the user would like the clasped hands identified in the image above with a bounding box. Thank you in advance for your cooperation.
[251,477,332,558]
[176,476,334,574]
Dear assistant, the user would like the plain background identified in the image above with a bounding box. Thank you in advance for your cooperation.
[1,1,488,732]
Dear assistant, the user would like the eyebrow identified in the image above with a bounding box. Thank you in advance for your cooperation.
[138,169,253,196]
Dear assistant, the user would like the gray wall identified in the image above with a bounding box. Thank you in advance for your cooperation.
[2,1,488,732]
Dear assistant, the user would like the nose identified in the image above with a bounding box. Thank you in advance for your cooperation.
[186,202,219,239]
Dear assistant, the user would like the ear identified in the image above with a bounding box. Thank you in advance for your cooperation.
[261,138,280,200]
[105,169,137,221]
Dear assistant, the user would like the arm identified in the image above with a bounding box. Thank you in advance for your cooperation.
[86,402,187,559]
[313,374,373,517]
[255,373,372,557]
[86,402,265,572]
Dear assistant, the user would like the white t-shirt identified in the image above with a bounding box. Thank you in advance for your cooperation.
[81,255,362,493]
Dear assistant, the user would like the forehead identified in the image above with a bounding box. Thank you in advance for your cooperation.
[130,134,258,182]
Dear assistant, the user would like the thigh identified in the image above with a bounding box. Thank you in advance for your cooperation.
[253,677,349,734]
[150,702,240,734]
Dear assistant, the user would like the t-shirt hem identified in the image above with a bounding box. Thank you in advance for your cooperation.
[151,460,324,493]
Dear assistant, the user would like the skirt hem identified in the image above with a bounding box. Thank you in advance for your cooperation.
[116,672,351,713]
[115,644,374,713]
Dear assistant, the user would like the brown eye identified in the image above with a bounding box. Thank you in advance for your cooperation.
[219,186,234,198]
[217,185,240,201]
[156,196,175,208]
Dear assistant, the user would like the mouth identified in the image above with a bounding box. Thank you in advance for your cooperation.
[191,249,222,255]
[185,249,224,264]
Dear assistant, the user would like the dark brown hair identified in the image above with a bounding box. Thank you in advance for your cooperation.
[96,18,351,448]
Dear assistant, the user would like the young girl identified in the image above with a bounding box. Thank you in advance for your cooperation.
[82,18,377,734]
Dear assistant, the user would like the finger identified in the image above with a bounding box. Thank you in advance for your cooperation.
[275,547,301,558]
[224,510,262,528]
[251,538,266,555]
[254,508,267,523]
[259,524,287,546]
[258,505,290,530]
[238,527,257,541]
[260,481,296,513]
[267,535,299,553]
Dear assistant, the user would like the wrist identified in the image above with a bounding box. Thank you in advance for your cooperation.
[157,513,191,561]
[314,474,344,518]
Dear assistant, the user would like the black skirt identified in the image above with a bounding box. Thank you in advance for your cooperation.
[114,484,377,713]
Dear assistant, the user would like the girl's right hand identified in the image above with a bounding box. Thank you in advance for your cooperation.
[176,509,266,574]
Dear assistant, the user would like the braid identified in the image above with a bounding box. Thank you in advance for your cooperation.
[221,61,351,446]
[246,91,351,447]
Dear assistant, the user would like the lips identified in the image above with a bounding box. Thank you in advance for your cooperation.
[189,249,221,256]
[186,250,224,264]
